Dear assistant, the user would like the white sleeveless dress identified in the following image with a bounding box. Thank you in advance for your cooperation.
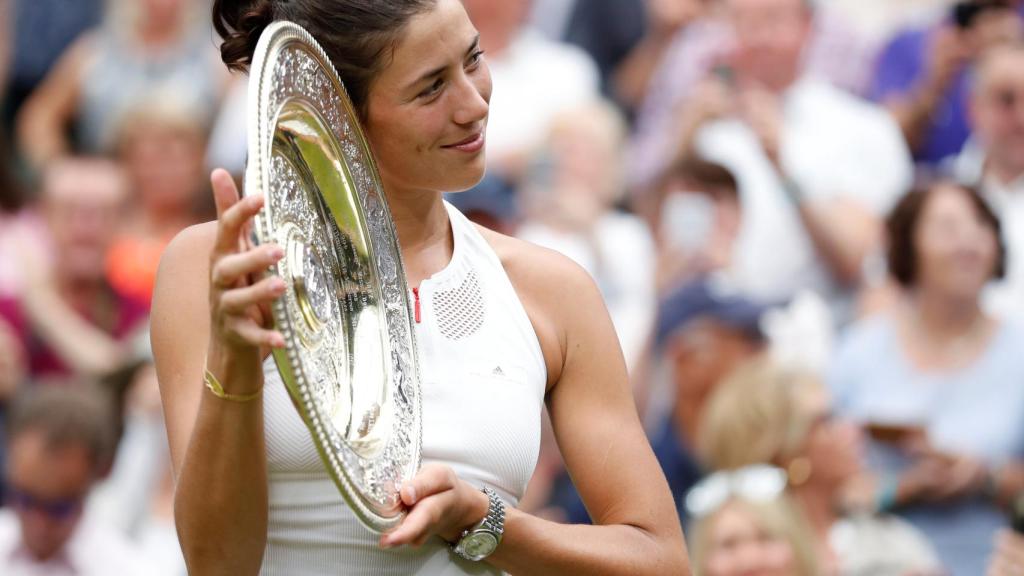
[260,203,547,575]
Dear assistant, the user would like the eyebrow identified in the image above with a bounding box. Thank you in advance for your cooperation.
[407,34,481,90]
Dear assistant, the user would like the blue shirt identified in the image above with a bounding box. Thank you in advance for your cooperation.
[829,314,1024,576]
[869,26,971,167]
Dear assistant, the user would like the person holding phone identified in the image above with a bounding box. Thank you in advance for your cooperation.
[869,0,1022,166]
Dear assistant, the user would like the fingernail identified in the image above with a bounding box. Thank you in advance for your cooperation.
[270,246,285,259]
[405,486,417,505]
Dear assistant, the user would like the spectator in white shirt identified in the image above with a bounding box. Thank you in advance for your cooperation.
[670,0,914,321]
[0,384,148,575]
[956,42,1024,319]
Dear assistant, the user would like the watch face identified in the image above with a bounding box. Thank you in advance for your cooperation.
[461,532,498,561]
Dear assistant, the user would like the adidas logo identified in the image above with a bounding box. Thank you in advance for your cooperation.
[492,366,504,377]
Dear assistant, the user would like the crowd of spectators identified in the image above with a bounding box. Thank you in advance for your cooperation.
[1,0,1024,574]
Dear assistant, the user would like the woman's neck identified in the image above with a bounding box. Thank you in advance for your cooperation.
[908,288,985,340]
[137,18,181,48]
[382,182,453,288]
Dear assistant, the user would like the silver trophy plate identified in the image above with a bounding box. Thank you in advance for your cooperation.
[245,21,422,533]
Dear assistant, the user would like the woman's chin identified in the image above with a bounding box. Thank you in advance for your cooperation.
[444,165,488,193]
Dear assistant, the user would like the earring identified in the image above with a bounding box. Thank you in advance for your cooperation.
[787,457,813,487]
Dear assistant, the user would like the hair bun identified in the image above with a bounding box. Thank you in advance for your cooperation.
[213,0,275,73]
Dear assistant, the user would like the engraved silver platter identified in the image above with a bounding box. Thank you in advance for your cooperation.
[245,21,422,533]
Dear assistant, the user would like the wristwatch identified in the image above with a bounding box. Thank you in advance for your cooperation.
[451,486,505,561]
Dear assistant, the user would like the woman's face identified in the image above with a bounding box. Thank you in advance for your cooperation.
[794,384,862,490]
[704,500,798,576]
[365,0,492,196]
[913,185,999,299]
[124,125,205,215]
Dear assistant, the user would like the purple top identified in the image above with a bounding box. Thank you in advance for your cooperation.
[868,26,971,166]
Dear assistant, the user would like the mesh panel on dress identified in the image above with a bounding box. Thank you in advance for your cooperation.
[432,267,486,340]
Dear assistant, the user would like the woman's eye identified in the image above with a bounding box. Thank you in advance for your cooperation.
[467,50,485,69]
[420,78,444,99]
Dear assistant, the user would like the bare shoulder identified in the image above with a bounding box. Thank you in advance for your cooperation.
[152,222,217,342]
[158,222,218,282]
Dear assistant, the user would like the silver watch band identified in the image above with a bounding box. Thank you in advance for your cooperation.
[451,486,505,561]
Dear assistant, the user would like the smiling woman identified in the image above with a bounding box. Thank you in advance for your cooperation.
[150,0,690,574]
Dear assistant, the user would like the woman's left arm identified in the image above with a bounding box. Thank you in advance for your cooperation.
[383,253,690,575]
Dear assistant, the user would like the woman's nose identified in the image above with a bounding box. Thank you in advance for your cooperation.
[452,74,490,126]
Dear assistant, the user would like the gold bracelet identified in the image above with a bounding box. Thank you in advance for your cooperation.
[204,369,262,403]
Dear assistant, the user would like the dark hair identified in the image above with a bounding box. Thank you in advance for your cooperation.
[6,384,118,473]
[887,182,1007,287]
[0,128,24,213]
[660,155,739,202]
[212,0,436,115]
[953,0,1012,30]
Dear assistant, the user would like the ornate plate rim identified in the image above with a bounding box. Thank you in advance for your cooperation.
[245,20,423,534]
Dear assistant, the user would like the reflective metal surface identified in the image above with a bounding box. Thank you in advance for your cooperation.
[246,21,422,533]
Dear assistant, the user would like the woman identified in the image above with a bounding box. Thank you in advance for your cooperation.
[150,1,689,574]
[829,181,1024,575]
[699,355,940,576]
[685,465,820,576]
[16,0,226,170]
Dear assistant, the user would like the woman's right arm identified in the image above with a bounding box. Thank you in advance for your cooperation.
[15,34,93,171]
[152,170,285,574]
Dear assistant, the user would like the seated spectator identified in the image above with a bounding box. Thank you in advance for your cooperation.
[701,355,941,575]
[15,0,226,171]
[685,465,820,576]
[0,384,148,574]
[645,0,913,321]
[829,182,1024,575]
[0,157,147,379]
[870,0,1022,167]
[647,278,769,517]
[462,0,599,181]
[956,42,1024,319]
[106,96,211,306]
[518,101,655,372]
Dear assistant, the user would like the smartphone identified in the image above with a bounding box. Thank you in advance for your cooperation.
[661,190,716,253]
[865,422,928,446]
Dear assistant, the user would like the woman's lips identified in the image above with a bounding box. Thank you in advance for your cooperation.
[442,132,485,153]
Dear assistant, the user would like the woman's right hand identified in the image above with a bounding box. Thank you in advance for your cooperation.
[206,169,287,387]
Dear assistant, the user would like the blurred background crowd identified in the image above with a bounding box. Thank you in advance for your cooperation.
[1,0,1023,574]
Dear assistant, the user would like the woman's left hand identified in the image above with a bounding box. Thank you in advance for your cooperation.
[380,464,490,548]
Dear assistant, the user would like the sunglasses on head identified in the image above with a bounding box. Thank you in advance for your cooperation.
[6,486,84,521]
[684,465,788,519]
